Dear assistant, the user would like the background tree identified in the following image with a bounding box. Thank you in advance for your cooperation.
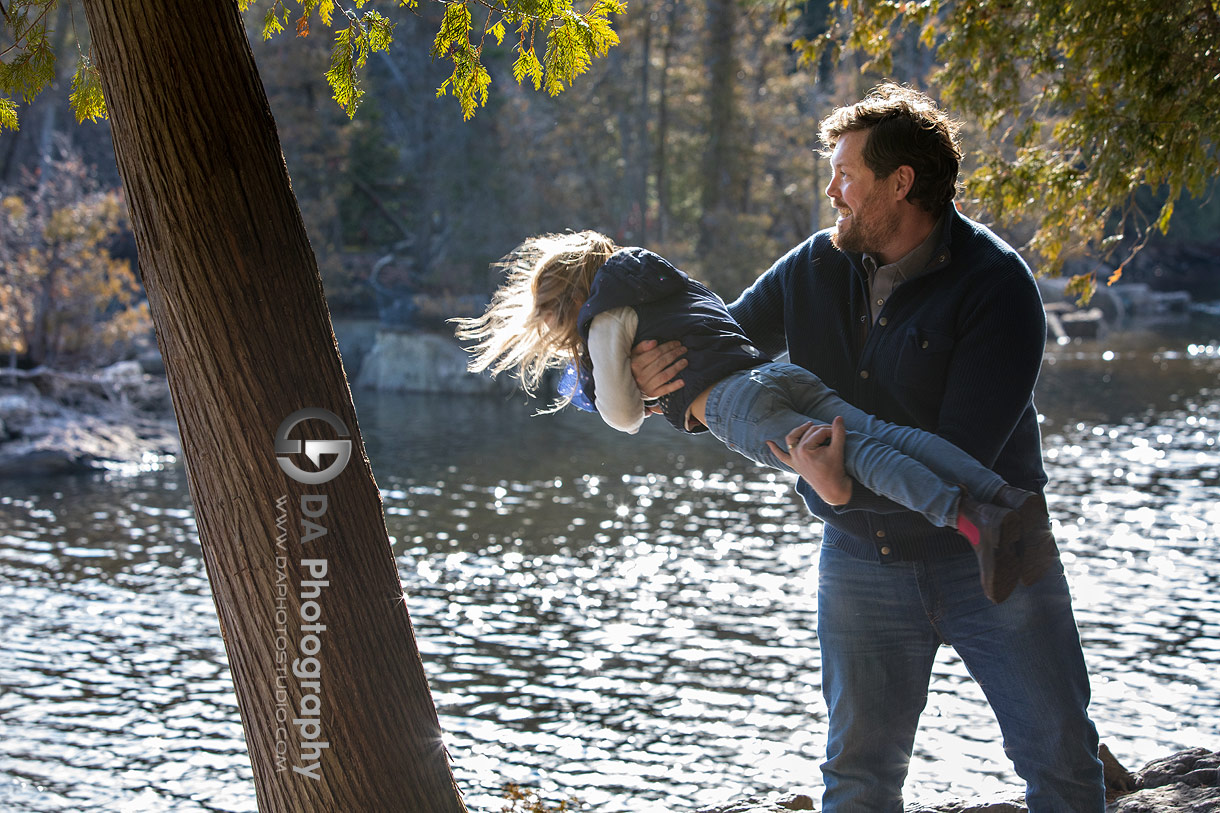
[697,0,748,269]
[489,0,833,293]
[7,0,1219,314]
[789,0,1220,300]
[0,142,149,369]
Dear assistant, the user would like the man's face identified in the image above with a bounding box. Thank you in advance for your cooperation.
[825,129,900,255]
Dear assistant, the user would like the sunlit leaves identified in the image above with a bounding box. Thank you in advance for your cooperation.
[431,2,489,121]
[490,20,507,46]
[436,41,492,120]
[431,1,473,61]
[0,0,57,130]
[512,47,545,90]
[297,0,337,29]
[540,5,621,96]
[1,0,621,130]
[1065,272,1097,305]
[262,7,286,40]
[68,55,107,124]
[364,8,393,49]
[784,0,1220,297]
[325,23,363,116]
[325,10,394,118]
[260,0,622,119]
[0,98,18,132]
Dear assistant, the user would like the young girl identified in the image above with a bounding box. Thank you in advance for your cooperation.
[455,231,1049,603]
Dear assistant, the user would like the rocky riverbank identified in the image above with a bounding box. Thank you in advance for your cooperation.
[0,329,502,477]
[696,747,1220,813]
[0,360,179,477]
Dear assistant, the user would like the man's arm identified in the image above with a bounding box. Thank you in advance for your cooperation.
[727,247,796,358]
[934,266,1046,467]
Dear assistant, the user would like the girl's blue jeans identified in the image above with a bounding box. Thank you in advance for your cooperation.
[817,543,1104,812]
[702,363,1007,527]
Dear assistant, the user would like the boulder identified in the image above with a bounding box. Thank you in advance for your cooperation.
[355,330,515,395]
[1110,748,1220,813]
[1109,785,1220,813]
[1133,748,1219,790]
[0,391,50,432]
[98,360,174,414]
[0,371,177,477]
[693,748,1219,813]
[98,359,145,387]
[696,793,814,812]
[0,411,178,477]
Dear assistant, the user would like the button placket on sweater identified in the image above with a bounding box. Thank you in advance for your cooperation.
[861,247,951,562]
[853,295,897,562]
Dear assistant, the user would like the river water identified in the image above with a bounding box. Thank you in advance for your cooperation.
[2,329,1219,812]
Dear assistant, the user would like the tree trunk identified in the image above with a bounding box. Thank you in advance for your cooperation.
[654,0,679,244]
[77,1,467,811]
[698,0,739,260]
[634,0,651,245]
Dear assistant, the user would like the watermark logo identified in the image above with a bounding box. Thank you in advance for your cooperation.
[273,406,344,780]
[274,408,352,485]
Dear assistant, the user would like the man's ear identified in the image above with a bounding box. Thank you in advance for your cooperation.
[892,165,916,201]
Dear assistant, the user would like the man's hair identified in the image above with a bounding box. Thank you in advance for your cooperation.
[818,82,962,214]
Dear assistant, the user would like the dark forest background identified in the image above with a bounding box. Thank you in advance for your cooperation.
[4,0,1219,337]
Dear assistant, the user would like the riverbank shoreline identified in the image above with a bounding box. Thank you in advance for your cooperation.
[695,746,1219,812]
[0,361,179,477]
[0,327,505,477]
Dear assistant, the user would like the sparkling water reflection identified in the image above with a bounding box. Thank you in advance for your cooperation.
[2,335,1219,811]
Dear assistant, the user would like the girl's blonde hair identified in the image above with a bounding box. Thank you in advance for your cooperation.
[454,230,619,408]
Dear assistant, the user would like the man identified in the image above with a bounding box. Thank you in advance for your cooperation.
[631,83,1105,811]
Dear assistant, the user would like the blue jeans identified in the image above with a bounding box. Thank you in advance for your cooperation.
[817,543,1104,812]
[702,363,1007,527]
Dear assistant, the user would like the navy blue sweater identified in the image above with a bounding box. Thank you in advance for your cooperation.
[729,204,1048,562]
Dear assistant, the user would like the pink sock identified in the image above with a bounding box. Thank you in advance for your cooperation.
[957,513,981,547]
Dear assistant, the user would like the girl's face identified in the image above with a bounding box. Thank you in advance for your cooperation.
[536,293,585,336]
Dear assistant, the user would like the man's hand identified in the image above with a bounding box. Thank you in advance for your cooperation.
[630,339,687,413]
[768,416,853,506]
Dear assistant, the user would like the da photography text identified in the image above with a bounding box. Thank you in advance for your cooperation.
[271,408,352,781]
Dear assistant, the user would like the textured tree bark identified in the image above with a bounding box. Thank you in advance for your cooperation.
[653,0,680,244]
[77,1,467,810]
[697,0,743,263]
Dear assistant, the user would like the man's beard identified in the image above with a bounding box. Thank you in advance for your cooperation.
[830,189,899,255]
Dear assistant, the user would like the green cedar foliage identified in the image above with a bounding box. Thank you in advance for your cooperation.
[67,53,105,123]
[2,0,623,129]
[1,0,58,115]
[785,0,1220,300]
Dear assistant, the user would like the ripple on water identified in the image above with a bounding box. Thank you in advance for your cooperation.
[2,349,1219,811]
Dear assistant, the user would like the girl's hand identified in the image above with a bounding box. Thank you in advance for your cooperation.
[768,416,853,506]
